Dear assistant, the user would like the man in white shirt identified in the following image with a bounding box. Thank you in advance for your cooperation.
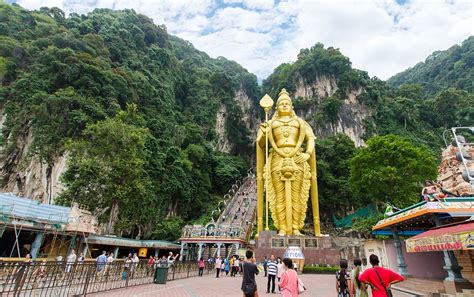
[234,257,240,276]
[103,252,114,275]
[65,249,76,273]
[215,257,222,278]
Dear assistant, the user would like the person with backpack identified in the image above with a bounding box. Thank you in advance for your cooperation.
[359,254,404,297]
[350,258,368,297]
[336,259,351,297]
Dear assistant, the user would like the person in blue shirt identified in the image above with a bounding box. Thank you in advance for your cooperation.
[225,258,230,276]
[96,251,107,273]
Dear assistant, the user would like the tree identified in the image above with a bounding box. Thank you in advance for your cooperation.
[316,134,357,218]
[349,134,437,208]
[58,106,151,234]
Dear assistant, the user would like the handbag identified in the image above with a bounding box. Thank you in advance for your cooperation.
[297,277,306,294]
[374,267,393,297]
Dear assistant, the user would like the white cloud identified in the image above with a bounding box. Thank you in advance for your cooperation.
[14,0,473,80]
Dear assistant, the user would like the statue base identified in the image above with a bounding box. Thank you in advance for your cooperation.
[254,230,340,267]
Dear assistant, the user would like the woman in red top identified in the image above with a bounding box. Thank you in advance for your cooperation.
[279,258,299,297]
[198,257,205,277]
[359,254,404,297]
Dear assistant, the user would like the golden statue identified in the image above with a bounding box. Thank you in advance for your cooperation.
[256,89,321,236]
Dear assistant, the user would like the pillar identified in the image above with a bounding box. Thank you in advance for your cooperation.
[31,232,44,259]
[216,243,222,258]
[82,245,88,259]
[154,248,159,257]
[179,242,185,261]
[114,247,119,258]
[197,243,204,260]
[432,216,470,293]
[391,227,409,276]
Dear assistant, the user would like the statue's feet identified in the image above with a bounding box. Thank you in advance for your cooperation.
[278,230,286,236]
[293,230,302,236]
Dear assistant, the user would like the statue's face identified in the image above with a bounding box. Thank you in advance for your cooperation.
[277,99,292,115]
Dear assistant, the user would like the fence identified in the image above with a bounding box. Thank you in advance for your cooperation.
[0,260,212,296]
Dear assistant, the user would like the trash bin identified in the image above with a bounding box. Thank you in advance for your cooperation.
[154,266,169,284]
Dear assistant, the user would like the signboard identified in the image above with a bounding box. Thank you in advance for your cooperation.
[305,239,318,248]
[138,248,148,257]
[406,231,474,253]
[272,238,285,248]
[287,238,301,247]
[283,246,305,259]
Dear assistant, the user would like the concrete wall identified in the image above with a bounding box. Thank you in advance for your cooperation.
[385,240,447,279]
[365,239,447,279]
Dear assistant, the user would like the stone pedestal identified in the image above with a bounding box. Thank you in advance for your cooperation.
[254,230,339,266]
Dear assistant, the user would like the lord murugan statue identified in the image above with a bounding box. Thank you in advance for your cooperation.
[256,89,321,236]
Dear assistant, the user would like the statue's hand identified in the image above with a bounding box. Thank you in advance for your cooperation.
[260,122,270,133]
[294,153,310,163]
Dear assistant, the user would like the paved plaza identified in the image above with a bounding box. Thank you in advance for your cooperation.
[91,273,413,297]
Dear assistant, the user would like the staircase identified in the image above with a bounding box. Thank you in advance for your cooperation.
[439,289,474,297]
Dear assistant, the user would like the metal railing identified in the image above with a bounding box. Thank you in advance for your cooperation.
[0,260,212,296]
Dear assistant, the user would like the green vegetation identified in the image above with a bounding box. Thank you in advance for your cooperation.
[303,264,340,274]
[0,3,256,239]
[388,37,474,94]
[349,134,437,208]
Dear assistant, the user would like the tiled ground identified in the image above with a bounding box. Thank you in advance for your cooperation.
[90,272,413,297]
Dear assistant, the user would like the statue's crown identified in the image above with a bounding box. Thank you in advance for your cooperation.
[277,88,291,104]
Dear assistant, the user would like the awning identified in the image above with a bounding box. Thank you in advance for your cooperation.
[406,220,474,253]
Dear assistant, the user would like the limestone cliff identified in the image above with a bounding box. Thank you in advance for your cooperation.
[215,87,258,153]
[293,74,369,147]
[1,117,67,203]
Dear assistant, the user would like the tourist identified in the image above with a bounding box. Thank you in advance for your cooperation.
[131,253,139,277]
[279,258,298,297]
[241,250,259,297]
[215,256,222,278]
[96,251,107,273]
[234,256,240,277]
[276,257,284,292]
[13,253,32,293]
[230,256,236,277]
[359,254,404,297]
[225,258,230,276]
[266,255,277,293]
[167,252,179,266]
[65,249,76,273]
[336,259,351,297]
[159,255,168,267]
[350,258,368,297]
[198,257,205,276]
[123,255,132,281]
[239,257,244,275]
[78,252,85,263]
[148,255,155,268]
[104,252,114,276]
[263,256,268,277]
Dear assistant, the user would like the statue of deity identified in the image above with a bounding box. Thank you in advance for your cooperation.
[256,89,320,236]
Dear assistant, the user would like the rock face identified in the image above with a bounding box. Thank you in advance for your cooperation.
[0,121,67,204]
[215,87,258,153]
[294,74,370,147]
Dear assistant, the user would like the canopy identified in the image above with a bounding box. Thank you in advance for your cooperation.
[406,220,474,253]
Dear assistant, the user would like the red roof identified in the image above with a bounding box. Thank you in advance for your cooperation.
[410,220,474,240]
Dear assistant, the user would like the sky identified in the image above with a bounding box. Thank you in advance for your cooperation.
[11,0,473,81]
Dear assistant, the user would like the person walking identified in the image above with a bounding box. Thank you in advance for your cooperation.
[276,257,284,292]
[198,257,205,276]
[131,253,139,278]
[233,256,240,277]
[336,259,351,297]
[359,254,404,297]
[279,258,298,297]
[123,255,132,281]
[266,255,277,293]
[350,258,368,297]
[230,256,236,277]
[215,257,222,278]
[241,250,259,297]
[225,258,230,276]
[65,249,76,273]
[96,251,107,274]
[104,252,114,276]
[263,256,268,277]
